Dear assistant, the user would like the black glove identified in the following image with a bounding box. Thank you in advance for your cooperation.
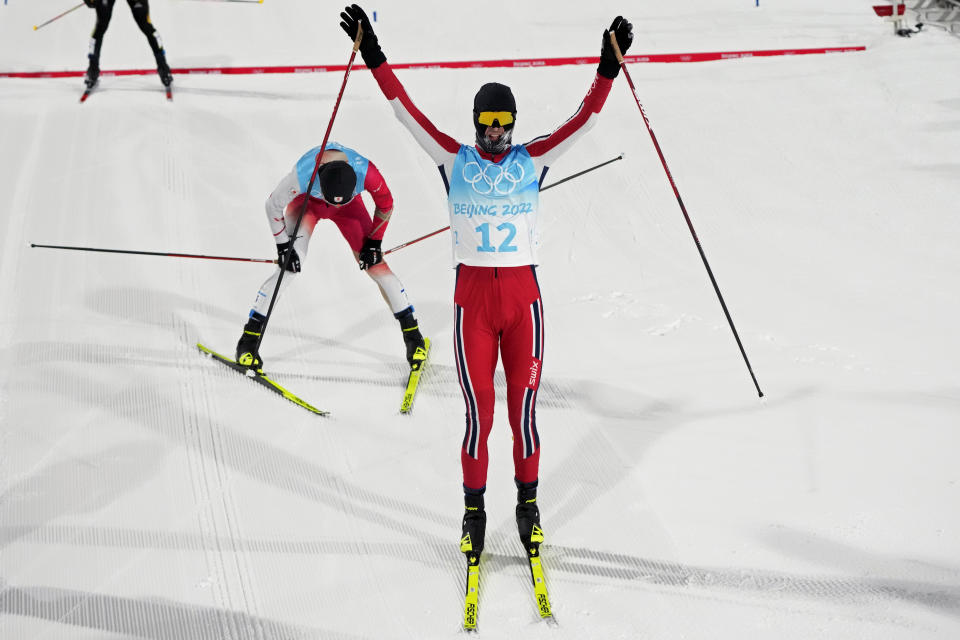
[358,237,383,270]
[339,4,387,69]
[598,16,634,79]
[276,240,301,273]
[83,0,98,7]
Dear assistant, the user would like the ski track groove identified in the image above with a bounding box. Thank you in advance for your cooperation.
[198,327,267,640]
[190,328,274,639]
[181,322,242,640]
[190,352,304,639]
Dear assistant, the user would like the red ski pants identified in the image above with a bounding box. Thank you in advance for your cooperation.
[285,193,374,252]
[454,265,544,491]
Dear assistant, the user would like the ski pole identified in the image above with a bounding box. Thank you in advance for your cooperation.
[33,3,84,31]
[255,24,364,355]
[383,153,624,256]
[609,32,763,398]
[30,243,277,264]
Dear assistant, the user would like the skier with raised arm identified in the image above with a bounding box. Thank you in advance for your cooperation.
[338,5,633,563]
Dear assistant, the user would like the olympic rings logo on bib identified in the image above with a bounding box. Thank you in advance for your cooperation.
[463,161,525,196]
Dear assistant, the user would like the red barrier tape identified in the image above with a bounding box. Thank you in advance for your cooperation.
[0,46,865,79]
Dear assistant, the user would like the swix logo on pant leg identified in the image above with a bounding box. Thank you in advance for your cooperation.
[527,357,542,388]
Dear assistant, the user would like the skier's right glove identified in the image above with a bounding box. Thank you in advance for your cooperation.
[83,0,98,7]
[357,237,383,271]
[339,4,387,69]
[276,240,301,273]
[597,16,634,79]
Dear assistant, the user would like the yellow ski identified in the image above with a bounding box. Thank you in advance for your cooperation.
[528,548,555,622]
[463,554,480,632]
[197,343,329,416]
[400,337,430,414]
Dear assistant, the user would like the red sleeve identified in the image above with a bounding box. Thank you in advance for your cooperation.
[364,161,393,241]
[525,74,614,165]
[364,161,393,212]
[371,63,461,165]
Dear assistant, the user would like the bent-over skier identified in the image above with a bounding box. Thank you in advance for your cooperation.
[234,142,428,374]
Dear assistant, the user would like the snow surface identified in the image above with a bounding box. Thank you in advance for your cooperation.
[1,1,959,638]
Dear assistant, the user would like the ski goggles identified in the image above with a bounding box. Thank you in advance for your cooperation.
[476,111,514,127]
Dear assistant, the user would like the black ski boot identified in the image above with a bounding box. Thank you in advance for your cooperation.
[84,57,100,89]
[515,480,544,551]
[235,314,265,371]
[156,53,172,87]
[397,308,427,368]
[460,491,486,558]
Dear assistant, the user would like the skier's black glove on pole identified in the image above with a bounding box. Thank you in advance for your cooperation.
[358,237,383,270]
[339,4,386,69]
[598,16,634,79]
[276,240,301,273]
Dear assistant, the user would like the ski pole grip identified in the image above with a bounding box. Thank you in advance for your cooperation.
[353,23,363,53]
[609,30,625,64]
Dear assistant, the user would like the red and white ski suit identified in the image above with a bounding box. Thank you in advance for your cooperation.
[250,147,413,318]
[370,63,615,490]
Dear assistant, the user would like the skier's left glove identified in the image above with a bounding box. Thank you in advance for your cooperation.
[598,16,634,79]
[83,0,98,7]
[339,4,387,69]
[358,237,383,270]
